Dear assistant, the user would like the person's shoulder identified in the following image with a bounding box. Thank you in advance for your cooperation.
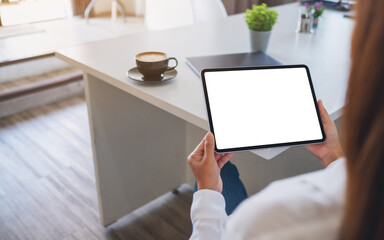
[224,159,346,239]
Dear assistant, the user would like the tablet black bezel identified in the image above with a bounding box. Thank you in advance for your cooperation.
[201,64,326,153]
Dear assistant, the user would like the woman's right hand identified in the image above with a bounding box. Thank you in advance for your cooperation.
[187,132,233,193]
[305,100,344,167]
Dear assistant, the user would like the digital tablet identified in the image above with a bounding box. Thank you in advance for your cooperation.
[201,65,326,153]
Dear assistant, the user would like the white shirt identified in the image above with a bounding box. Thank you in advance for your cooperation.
[190,158,346,240]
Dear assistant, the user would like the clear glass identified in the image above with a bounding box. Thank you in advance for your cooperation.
[296,7,314,34]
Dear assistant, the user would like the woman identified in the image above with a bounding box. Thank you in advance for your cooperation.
[187,0,384,238]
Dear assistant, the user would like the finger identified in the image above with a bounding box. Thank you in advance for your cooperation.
[203,132,216,161]
[214,152,222,160]
[217,153,233,169]
[318,100,332,124]
[193,132,210,153]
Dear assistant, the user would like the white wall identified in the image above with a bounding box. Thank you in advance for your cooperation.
[145,0,194,30]
[93,0,145,17]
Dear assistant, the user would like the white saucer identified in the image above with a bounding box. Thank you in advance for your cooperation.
[127,67,177,83]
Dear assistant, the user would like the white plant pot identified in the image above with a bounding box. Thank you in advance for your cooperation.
[249,30,271,52]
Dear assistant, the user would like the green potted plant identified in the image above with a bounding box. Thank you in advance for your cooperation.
[245,3,278,52]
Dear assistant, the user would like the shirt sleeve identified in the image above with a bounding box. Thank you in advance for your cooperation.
[190,189,228,240]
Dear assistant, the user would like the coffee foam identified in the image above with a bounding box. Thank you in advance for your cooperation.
[137,53,166,62]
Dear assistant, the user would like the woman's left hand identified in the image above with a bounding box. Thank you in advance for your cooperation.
[187,132,234,193]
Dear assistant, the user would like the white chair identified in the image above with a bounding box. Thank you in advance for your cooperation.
[191,0,228,24]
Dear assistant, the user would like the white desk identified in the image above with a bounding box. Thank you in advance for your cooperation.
[56,3,354,226]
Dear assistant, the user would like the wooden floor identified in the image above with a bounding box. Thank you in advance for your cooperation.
[0,67,79,93]
[0,97,193,240]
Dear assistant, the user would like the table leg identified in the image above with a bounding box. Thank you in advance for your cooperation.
[111,0,117,22]
[84,0,97,24]
[111,0,126,22]
[84,74,187,226]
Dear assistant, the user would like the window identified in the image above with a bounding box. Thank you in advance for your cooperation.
[0,0,72,26]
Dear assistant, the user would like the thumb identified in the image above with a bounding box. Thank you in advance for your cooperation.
[203,132,215,160]
[318,100,332,124]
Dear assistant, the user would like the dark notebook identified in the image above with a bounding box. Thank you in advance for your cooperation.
[186,52,282,76]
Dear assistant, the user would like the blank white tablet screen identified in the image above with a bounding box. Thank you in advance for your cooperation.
[204,67,323,150]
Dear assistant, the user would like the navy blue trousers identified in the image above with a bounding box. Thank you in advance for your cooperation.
[194,161,248,215]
